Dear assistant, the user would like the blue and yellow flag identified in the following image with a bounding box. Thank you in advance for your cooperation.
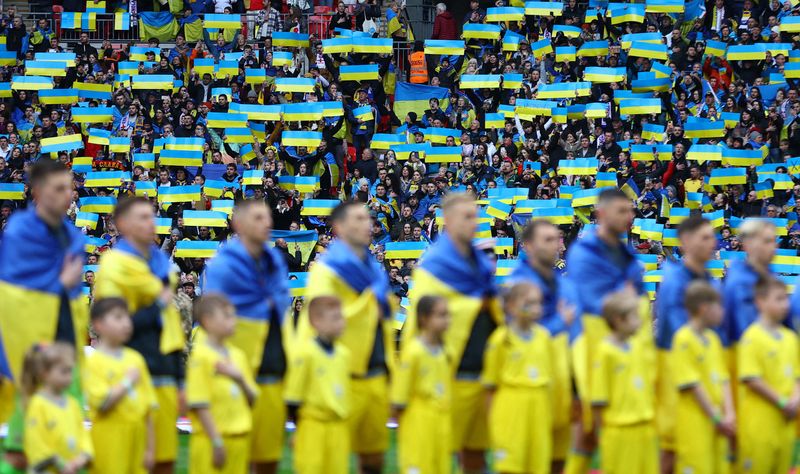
[174,240,218,258]
[282,103,324,121]
[158,185,201,203]
[462,23,501,40]
[281,131,322,148]
[38,88,78,105]
[272,31,309,48]
[424,39,465,56]
[394,82,450,122]
[79,196,117,213]
[385,241,429,259]
[339,64,380,82]
[300,199,339,216]
[41,134,82,153]
[183,210,229,228]
[275,77,316,93]
[0,183,24,200]
[138,11,178,42]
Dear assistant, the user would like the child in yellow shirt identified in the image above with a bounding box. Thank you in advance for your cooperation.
[285,296,351,474]
[22,342,92,473]
[83,297,157,474]
[673,281,735,474]
[186,294,258,474]
[591,289,658,474]
[738,277,800,474]
[482,282,552,474]
[392,295,452,474]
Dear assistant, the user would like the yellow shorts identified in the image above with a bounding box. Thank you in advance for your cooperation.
[600,422,658,474]
[398,401,452,474]
[90,419,147,474]
[190,433,250,474]
[553,423,571,461]
[655,350,676,451]
[739,408,793,474]
[349,374,389,455]
[294,418,350,474]
[154,384,178,462]
[250,380,286,463]
[489,386,552,474]
[452,378,490,452]
[675,415,729,474]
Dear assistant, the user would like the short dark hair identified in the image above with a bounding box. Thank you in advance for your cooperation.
[684,281,721,315]
[113,196,151,222]
[522,219,556,243]
[330,200,363,224]
[597,188,630,206]
[193,293,234,323]
[308,295,341,321]
[677,215,710,237]
[29,160,69,189]
[91,297,129,321]
[754,276,786,300]
[416,295,445,329]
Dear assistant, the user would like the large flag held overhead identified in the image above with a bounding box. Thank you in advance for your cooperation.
[139,11,179,42]
[393,82,450,123]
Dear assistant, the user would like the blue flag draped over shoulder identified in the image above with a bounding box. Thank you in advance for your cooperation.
[418,233,496,298]
[0,209,87,380]
[139,11,179,42]
[508,255,571,336]
[394,82,450,124]
[320,240,391,318]
[204,238,290,371]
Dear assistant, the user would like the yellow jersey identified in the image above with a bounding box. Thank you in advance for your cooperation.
[285,338,351,422]
[186,340,257,436]
[83,347,157,422]
[24,393,93,472]
[672,326,728,411]
[591,337,656,426]
[391,337,451,411]
[481,325,552,389]
[738,322,800,415]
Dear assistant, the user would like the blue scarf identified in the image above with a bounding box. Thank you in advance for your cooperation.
[204,238,290,322]
[321,240,390,318]
[419,233,496,298]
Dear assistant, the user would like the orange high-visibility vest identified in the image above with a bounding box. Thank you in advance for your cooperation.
[409,51,427,84]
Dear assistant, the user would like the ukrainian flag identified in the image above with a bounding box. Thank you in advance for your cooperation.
[538,82,591,99]
[242,68,266,85]
[164,137,204,152]
[619,98,661,115]
[577,40,609,57]
[0,183,24,200]
[206,112,248,128]
[754,181,774,200]
[215,60,238,77]
[224,128,253,144]
[293,176,321,193]
[702,209,725,229]
[553,25,582,37]
[153,217,172,235]
[684,120,725,138]
[425,146,461,163]
[157,185,201,203]
[352,105,374,122]
[339,64,380,82]
[385,241,428,259]
[0,82,10,99]
[584,66,625,83]
[132,75,175,90]
[268,51,292,68]
[646,0,683,12]
[322,37,352,54]
[485,6,525,21]
[781,16,800,33]
[74,211,99,230]
[282,131,322,148]
[708,168,747,185]
[424,39,465,56]
[650,61,672,79]
[571,187,607,207]
[352,37,393,54]
[609,4,645,23]
[72,107,114,124]
[84,171,128,188]
[249,122,266,140]
[629,41,667,60]
[240,144,257,163]
[687,144,723,163]
[461,74,502,89]
[174,240,218,258]
[423,127,460,145]
[182,210,229,227]
[631,77,672,92]
[134,181,157,197]
[370,133,407,150]
[159,149,203,167]
[108,136,130,153]
[525,1,563,15]
[203,13,240,29]
[531,39,553,58]
[301,199,339,216]
[720,113,739,128]
[38,88,78,105]
[531,207,574,224]
[11,76,53,90]
[79,196,117,213]
[242,170,264,186]
[555,46,576,62]
[203,179,236,198]
[485,113,506,129]
[726,44,766,61]
[282,103,324,122]
[229,102,281,121]
[585,103,609,118]
[595,172,617,188]
[115,12,130,30]
[394,82,450,122]
[0,52,16,67]
[620,32,662,49]
[502,73,523,90]
[133,153,156,169]
[130,46,161,61]
[614,90,652,104]
[41,134,82,153]
[486,200,512,220]
[275,77,315,93]
[771,173,794,190]
[722,148,763,167]
[272,32,309,48]
[516,98,556,117]
[559,158,598,176]
[641,123,665,141]
[462,23,501,40]
[35,52,76,66]
[75,82,112,100]
[684,192,703,209]
[391,143,429,160]
[320,101,345,118]
[71,156,93,173]
[211,200,234,215]
[705,40,727,57]
[515,199,565,213]
[25,60,68,77]
[138,11,178,43]
[503,31,525,52]
[85,236,109,253]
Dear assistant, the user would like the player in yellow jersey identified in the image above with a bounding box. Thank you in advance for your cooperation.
[187,295,258,474]
[392,295,452,474]
[591,289,658,474]
[482,282,552,473]
[22,342,92,474]
[738,277,800,474]
[285,296,351,474]
[673,282,735,474]
[84,298,157,474]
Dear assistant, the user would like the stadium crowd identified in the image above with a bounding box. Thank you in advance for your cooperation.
[3,0,800,472]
